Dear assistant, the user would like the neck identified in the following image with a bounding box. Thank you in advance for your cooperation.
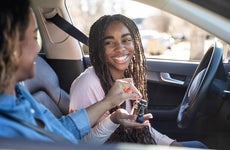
[5,85,16,96]
[111,73,125,82]
[4,78,17,96]
[110,69,125,81]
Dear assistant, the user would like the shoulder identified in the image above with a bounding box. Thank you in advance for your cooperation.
[76,66,98,82]
[70,66,101,93]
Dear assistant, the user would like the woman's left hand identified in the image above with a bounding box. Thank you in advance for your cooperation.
[110,108,153,128]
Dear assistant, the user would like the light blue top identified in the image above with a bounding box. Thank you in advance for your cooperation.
[0,83,91,144]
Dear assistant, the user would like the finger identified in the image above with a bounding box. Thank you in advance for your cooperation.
[123,87,136,94]
[143,113,153,120]
[121,119,149,128]
[122,92,142,100]
[122,87,130,92]
[122,78,134,84]
[135,122,151,129]
[122,83,142,97]
[116,79,137,93]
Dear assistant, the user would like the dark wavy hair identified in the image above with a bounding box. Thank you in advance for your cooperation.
[0,0,30,93]
[88,14,156,144]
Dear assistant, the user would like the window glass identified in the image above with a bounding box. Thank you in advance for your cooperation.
[66,0,229,62]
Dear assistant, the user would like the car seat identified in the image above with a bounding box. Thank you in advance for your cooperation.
[22,56,70,118]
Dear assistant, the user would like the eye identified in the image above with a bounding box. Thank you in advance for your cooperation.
[103,40,116,47]
[122,38,133,44]
[104,41,113,45]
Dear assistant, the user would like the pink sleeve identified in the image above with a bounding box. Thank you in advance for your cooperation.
[149,126,175,145]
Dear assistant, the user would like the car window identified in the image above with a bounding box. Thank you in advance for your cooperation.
[66,0,229,62]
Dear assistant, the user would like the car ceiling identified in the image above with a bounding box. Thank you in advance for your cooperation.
[188,0,230,20]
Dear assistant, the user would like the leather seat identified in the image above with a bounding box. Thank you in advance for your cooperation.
[23,56,70,118]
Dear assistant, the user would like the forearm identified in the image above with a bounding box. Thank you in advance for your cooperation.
[86,99,113,127]
[81,116,119,144]
[149,126,175,145]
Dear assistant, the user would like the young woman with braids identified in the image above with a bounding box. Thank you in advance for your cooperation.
[69,14,207,148]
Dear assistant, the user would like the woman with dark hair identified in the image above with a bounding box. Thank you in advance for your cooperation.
[0,1,147,143]
[70,14,207,148]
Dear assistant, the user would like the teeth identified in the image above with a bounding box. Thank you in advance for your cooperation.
[114,55,127,61]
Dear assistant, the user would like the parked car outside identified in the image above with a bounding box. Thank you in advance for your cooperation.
[140,29,175,55]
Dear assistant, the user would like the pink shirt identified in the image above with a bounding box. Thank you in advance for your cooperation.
[69,66,174,145]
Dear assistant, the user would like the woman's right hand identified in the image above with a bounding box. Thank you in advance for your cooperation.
[104,79,142,108]
[110,108,152,128]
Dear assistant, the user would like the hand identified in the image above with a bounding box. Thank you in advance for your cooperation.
[110,108,152,128]
[121,78,135,93]
[104,79,142,108]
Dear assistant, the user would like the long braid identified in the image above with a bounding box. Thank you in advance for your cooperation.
[89,16,113,94]
[89,14,155,144]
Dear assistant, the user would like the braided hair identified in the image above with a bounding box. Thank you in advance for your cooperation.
[88,14,155,144]
[89,14,147,99]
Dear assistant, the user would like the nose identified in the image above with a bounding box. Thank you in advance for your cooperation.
[114,42,125,51]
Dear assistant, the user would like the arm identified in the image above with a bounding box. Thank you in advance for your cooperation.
[81,108,152,144]
[85,79,142,127]
[81,115,119,144]
[149,126,179,146]
[63,79,142,140]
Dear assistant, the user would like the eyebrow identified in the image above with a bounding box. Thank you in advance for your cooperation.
[103,33,131,41]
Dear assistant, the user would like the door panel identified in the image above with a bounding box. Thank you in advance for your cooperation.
[146,59,201,140]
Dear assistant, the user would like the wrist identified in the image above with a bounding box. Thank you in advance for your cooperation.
[110,111,119,124]
[102,97,116,110]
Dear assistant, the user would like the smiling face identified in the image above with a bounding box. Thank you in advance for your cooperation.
[16,9,40,82]
[103,21,134,80]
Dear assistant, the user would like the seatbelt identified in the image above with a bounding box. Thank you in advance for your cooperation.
[46,13,88,46]
[0,110,72,144]
[45,12,89,68]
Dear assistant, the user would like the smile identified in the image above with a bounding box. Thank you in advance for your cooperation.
[113,55,129,63]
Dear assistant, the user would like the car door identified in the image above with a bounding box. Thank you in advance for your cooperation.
[146,58,200,141]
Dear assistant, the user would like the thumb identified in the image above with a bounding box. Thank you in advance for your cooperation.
[122,93,141,101]
[144,113,153,120]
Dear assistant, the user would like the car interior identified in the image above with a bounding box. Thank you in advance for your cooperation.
[2,0,230,149]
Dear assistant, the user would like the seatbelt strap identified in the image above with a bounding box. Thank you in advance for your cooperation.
[0,110,72,144]
[46,13,88,46]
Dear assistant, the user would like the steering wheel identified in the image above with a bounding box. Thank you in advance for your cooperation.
[177,42,224,129]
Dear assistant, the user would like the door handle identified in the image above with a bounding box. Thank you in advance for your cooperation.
[160,72,184,85]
